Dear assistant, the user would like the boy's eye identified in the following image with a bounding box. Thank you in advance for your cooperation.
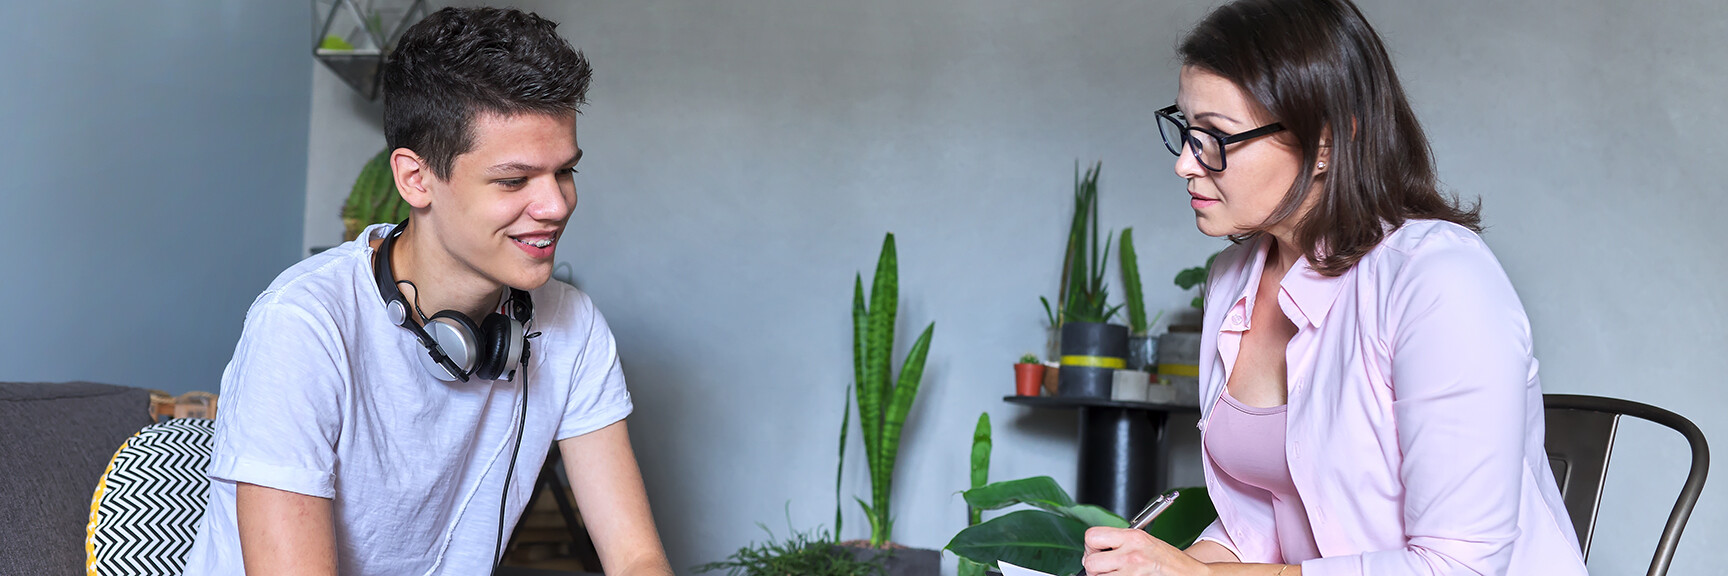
[498,178,527,187]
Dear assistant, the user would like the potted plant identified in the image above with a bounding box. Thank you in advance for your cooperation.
[341,148,411,240]
[1117,228,1164,373]
[696,520,885,576]
[1040,162,1127,398]
[841,232,940,575]
[1162,251,1220,406]
[1014,354,1044,397]
[945,477,1216,575]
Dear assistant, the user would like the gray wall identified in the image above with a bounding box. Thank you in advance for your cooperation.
[302,1,1725,574]
[0,2,311,394]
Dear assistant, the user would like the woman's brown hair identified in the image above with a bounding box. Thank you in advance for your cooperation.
[1179,0,1479,276]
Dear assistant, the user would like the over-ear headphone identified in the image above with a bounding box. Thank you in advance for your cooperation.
[373,219,534,382]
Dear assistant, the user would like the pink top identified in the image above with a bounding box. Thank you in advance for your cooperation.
[1204,392,1321,564]
[1192,220,1586,575]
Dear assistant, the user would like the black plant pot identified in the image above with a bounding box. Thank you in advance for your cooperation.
[1057,322,1128,398]
[842,545,941,576]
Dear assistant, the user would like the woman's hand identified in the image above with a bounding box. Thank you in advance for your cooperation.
[1082,527,1211,576]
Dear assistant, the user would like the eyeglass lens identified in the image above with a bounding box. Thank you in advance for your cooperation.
[1156,111,1226,171]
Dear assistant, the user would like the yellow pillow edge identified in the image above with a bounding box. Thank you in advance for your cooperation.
[86,430,141,575]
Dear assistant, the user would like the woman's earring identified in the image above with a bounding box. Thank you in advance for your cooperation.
[1316,160,1327,171]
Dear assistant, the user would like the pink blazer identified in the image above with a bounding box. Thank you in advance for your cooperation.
[1192,220,1587,575]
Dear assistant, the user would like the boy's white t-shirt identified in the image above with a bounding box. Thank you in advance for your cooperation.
[183,223,633,575]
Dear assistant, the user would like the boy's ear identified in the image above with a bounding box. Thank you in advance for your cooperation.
[391,149,435,209]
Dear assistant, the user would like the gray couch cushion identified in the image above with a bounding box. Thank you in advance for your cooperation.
[1,382,155,576]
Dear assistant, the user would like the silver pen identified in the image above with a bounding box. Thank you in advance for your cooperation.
[1076,490,1180,576]
[1129,489,1180,530]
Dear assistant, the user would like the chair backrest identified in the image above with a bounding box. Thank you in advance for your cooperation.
[86,418,216,576]
[1543,394,1710,576]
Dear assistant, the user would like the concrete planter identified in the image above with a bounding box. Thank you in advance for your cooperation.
[841,544,940,576]
[1056,322,1128,398]
[1157,328,1203,407]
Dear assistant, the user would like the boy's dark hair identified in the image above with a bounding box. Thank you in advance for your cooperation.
[382,7,592,180]
[1179,0,1480,276]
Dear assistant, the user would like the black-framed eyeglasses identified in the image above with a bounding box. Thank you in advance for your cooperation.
[1156,104,1286,172]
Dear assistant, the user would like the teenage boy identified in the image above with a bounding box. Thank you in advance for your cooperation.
[184,7,672,575]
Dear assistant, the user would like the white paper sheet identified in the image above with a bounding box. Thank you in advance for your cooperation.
[997,560,1058,576]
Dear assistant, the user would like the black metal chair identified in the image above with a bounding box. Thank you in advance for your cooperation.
[1543,394,1710,576]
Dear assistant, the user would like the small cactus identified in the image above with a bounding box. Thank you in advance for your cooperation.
[341,149,410,240]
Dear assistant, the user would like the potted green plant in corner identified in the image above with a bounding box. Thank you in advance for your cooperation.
[840,232,939,575]
[1040,162,1126,398]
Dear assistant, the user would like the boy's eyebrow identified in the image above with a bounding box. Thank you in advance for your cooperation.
[482,149,582,175]
[484,162,540,175]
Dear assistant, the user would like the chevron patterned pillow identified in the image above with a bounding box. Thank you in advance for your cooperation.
[85,418,215,576]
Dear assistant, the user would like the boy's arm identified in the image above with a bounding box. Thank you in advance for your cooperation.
[559,419,673,576]
[237,482,337,576]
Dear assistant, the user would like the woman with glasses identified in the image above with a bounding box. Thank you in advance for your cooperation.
[1079,0,1588,575]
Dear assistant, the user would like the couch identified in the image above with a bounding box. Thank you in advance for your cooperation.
[1,381,156,576]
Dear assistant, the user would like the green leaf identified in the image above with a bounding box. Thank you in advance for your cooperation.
[969,412,992,526]
[1055,504,1129,529]
[1120,228,1147,335]
[852,271,883,542]
[864,233,900,546]
[835,385,852,542]
[856,496,879,539]
[944,510,1089,576]
[1174,266,1208,290]
[319,34,354,51]
[1174,251,1222,311]
[962,476,1076,511]
[1145,487,1218,549]
[852,275,866,413]
[874,322,932,546]
[957,556,989,576]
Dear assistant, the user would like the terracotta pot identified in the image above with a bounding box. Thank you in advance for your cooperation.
[1014,363,1046,396]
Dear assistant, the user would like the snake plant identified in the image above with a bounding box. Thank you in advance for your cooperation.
[1042,162,1120,326]
[851,232,935,548]
[959,412,993,576]
[341,148,410,240]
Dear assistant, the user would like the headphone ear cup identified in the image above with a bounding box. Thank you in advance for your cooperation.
[474,313,525,381]
[426,311,482,380]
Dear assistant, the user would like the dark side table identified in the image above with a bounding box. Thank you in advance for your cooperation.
[1003,395,1199,519]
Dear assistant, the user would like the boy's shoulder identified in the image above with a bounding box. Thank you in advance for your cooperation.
[248,229,382,324]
